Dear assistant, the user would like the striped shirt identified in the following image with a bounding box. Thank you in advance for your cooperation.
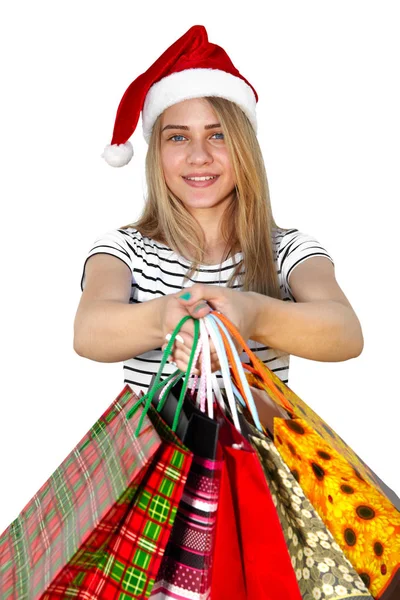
[80,226,334,396]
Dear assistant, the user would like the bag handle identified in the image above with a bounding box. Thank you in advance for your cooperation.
[158,326,203,410]
[195,316,262,430]
[210,310,293,413]
[129,315,200,435]
[206,314,264,432]
[195,319,214,417]
[202,314,249,433]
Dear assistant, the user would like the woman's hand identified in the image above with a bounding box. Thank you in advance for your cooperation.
[176,283,260,349]
[158,291,218,375]
[159,284,260,375]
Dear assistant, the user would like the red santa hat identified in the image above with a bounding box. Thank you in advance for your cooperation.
[101,24,259,167]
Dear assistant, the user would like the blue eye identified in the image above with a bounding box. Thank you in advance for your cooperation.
[168,132,224,142]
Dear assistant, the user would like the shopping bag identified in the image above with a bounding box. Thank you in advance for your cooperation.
[209,451,247,600]
[212,310,400,600]
[0,385,161,600]
[209,313,374,599]
[245,421,374,600]
[0,315,196,600]
[203,314,303,600]
[43,403,193,599]
[150,320,222,600]
[217,405,303,600]
[42,315,200,599]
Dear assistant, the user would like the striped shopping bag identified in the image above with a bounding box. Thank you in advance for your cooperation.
[150,412,222,599]
[148,321,223,600]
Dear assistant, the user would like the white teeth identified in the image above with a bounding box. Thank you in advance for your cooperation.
[185,176,217,181]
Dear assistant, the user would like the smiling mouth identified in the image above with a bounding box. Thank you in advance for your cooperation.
[183,175,219,181]
[182,175,220,188]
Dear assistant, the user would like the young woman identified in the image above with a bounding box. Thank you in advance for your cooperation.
[73,25,364,400]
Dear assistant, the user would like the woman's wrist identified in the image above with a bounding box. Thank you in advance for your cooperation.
[247,291,274,343]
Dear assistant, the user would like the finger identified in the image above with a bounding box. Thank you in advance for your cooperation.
[174,284,205,307]
[164,332,191,361]
[170,347,193,367]
[171,331,201,360]
[174,356,200,376]
[190,301,211,318]
[165,333,185,345]
[210,357,221,372]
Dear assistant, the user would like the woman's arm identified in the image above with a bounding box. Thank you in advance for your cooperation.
[74,254,201,363]
[250,257,364,361]
[175,257,364,363]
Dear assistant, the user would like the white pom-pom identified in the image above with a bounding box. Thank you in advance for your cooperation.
[101,141,134,167]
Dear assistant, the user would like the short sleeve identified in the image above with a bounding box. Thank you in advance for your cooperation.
[278,229,335,297]
[80,228,135,292]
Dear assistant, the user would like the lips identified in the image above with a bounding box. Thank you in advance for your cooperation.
[182,175,220,188]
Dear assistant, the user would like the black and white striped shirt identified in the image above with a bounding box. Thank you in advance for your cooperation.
[80,226,334,396]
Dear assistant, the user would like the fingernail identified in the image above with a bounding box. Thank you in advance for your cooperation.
[165,333,184,343]
[179,292,191,300]
[194,302,208,312]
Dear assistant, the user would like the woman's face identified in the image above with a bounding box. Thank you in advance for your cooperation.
[160,97,236,217]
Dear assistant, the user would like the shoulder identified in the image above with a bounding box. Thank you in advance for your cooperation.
[273,227,335,297]
[276,228,333,262]
[117,227,173,256]
[271,226,299,257]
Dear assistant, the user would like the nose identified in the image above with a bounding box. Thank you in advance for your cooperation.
[187,138,213,165]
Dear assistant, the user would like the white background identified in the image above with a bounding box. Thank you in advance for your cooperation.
[0,1,399,535]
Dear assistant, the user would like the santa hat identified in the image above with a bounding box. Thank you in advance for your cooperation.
[101,24,258,167]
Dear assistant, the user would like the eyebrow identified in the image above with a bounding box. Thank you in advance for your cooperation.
[161,123,221,132]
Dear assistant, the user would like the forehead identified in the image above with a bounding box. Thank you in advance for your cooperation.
[161,97,217,126]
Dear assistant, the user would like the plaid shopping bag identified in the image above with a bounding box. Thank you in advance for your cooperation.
[0,384,161,600]
[43,404,193,599]
[213,310,400,600]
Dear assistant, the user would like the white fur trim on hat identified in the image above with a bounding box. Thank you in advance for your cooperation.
[101,141,134,167]
[141,68,257,143]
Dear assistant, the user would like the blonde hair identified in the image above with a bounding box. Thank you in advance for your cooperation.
[120,96,290,299]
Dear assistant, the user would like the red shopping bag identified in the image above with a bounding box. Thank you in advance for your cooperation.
[210,449,246,600]
[217,405,302,600]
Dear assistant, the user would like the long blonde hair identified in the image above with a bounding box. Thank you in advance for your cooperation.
[120,96,290,299]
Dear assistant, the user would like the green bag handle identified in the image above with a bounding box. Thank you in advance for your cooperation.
[127,315,200,435]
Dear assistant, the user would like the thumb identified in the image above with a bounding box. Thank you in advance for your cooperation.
[175,285,212,318]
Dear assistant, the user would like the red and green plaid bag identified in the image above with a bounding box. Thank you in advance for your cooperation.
[0,385,161,600]
[42,404,193,599]
[0,315,198,600]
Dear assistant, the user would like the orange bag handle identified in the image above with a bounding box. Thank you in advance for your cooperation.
[210,310,294,414]
[215,320,272,436]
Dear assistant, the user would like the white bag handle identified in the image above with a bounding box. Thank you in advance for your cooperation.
[202,315,242,432]
[208,313,263,432]
[195,319,214,418]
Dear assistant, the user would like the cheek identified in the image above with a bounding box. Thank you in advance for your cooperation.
[219,152,235,181]
[161,150,182,179]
